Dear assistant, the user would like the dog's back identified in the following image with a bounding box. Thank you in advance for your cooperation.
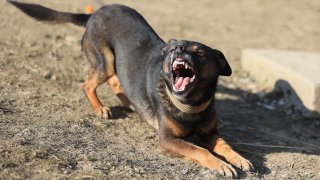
[8,0,165,124]
[82,4,165,126]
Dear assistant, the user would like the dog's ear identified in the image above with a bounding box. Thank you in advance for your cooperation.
[215,50,232,76]
[161,46,167,55]
[167,39,177,44]
[162,39,178,55]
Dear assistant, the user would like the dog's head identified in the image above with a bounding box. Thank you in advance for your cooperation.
[162,39,231,104]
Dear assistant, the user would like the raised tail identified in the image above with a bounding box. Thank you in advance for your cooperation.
[8,0,91,27]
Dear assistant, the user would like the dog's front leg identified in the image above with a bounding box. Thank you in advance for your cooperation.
[159,136,237,177]
[200,133,254,172]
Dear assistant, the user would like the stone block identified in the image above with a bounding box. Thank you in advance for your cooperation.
[241,49,320,113]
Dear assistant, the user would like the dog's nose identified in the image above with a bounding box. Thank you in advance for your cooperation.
[174,45,184,55]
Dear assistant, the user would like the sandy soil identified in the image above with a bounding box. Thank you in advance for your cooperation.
[1,0,320,179]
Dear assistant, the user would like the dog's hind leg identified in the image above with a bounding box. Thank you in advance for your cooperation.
[99,46,132,110]
[81,33,132,118]
[101,46,132,110]
[81,34,111,118]
[81,68,110,118]
[106,75,132,110]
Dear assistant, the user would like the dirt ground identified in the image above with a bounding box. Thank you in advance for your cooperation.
[1,0,320,179]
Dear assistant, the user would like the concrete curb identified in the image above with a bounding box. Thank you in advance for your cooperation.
[241,49,320,113]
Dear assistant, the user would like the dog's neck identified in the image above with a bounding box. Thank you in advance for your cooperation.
[166,87,213,114]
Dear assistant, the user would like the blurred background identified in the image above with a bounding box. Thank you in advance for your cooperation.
[2,0,320,69]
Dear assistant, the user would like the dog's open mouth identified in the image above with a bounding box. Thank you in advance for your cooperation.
[172,58,195,92]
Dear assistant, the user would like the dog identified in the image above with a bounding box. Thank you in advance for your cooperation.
[8,1,253,177]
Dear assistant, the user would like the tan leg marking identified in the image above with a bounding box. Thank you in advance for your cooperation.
[101,46,116,78]
[106,75,132,109]
[159,137,237,177]
[81,69,110,118]
[212,136,254,171]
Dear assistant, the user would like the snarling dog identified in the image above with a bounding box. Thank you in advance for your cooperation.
[8,1,253,177]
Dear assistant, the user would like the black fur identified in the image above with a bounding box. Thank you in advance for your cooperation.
[8,0,90,26]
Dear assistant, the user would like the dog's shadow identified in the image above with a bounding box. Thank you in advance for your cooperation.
[216,84,320,178]
[109,106,134,120]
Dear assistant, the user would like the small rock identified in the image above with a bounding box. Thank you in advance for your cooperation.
[181,168,189,175]
[43,70,52,79]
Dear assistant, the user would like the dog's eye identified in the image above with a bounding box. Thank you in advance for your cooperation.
[197,50,205,57]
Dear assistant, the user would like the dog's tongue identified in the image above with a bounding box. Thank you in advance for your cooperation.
[175,77,191,90]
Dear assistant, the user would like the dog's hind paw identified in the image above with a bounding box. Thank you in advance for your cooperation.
[94,106,111,119]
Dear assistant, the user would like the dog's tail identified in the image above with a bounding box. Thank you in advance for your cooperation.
[8,1,91,27]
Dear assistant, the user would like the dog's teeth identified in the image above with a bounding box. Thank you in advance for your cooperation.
[191,75,195,82]
[185,63,188,69]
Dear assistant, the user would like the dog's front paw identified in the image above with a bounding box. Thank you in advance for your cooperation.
[216,160,238,178]
[93,106,111,119]
[204,157,238,178]
[228,155,254,172]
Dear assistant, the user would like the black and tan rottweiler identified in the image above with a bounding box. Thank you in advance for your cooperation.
[8,1,253,177]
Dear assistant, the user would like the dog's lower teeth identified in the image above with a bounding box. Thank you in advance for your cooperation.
[191,75,195,82]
